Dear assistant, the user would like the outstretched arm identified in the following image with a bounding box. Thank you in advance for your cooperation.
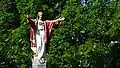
[56,17,65,21]
[25,15,36,24]
[26,15,32,23]
[48,17,65,25]
[52,17,65,22]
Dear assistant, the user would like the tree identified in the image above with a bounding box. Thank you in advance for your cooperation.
[47,0,120,68]
[1,0,120,68]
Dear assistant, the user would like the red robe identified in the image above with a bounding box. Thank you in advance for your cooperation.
[27,18,58,50]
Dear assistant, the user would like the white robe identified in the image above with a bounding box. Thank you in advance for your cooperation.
[35,20,46,63]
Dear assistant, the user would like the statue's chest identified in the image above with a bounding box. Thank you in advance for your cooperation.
[37,20,44,30]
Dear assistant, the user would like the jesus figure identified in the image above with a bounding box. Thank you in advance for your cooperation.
[26,9,65,64]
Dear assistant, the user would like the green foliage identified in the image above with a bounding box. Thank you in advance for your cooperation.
[0,11,32,67]
[0,12,15,67]
[1,0,120,68]
[0,0,17,12]
[47,0,120,68]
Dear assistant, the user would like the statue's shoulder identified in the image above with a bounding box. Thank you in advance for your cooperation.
[45,20,49,22]
[31,19,37,22]
[45,20,53,22]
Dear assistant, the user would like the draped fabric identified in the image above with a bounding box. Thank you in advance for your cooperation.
[27,18,58,57]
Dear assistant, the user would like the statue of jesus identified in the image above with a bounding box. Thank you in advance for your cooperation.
[26,9,64,65]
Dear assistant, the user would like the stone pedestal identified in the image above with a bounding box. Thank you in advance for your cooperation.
[32,62,46,68]
[32,59,50,68]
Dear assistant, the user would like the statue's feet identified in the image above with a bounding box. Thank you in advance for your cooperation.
[39,58,45,64]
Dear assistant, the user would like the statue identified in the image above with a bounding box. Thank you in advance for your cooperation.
[26,9,65,66]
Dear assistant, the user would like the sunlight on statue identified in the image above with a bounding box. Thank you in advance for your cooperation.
[26,9,65,65]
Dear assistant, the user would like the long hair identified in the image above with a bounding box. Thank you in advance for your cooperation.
[36,9,45,21]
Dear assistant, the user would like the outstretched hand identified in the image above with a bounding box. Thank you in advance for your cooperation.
[57,17,65,21]
[26,15,29,18]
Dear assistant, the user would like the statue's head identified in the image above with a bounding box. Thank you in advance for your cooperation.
[37,9,44,21]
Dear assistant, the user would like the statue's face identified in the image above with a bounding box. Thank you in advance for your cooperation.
[38,12,43,20]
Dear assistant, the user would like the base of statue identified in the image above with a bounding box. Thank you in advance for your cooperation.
[32,60,50,68]
[32,62,46,68]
